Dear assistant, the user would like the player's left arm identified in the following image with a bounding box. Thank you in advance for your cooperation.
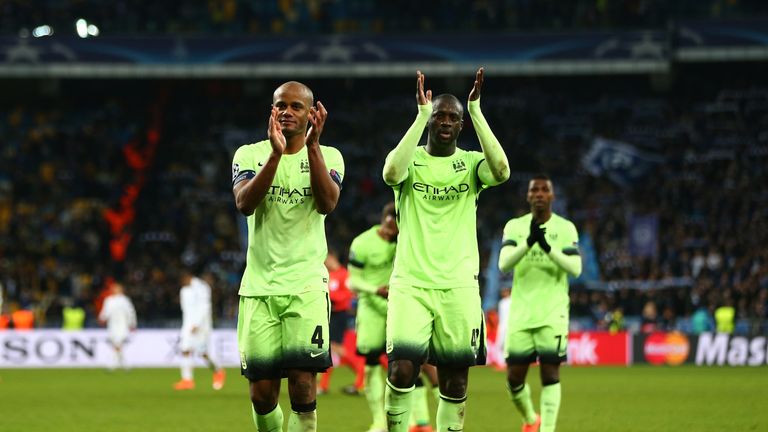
[467,68,510,186]
[541,221,582,277]
[306,101,342,214]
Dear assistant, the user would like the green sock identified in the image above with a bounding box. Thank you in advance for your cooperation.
[384,380,414,432]
[364,365,386,428]
[540,383,561,432]
[432,386,440,402]
[252,404,284,432]
[436,393,466,431]
[508,382,538,425]
[287,410,316,432]
[410,385,430,426]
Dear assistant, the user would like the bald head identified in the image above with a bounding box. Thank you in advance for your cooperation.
[274,81,314,106]
[433,93,463,116]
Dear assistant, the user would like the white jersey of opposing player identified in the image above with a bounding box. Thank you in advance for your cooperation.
[180,277,213,353]
[99,293,137,345]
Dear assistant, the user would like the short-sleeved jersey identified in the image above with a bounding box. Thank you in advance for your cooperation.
[232,140,345,296]
[348,225,396,310]
[180,277,213,330]
[390,146,488,289]
[98,294,137,334]
[502,212,580,330]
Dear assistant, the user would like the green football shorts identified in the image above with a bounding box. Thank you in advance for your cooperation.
[386,285,486,368]
[355,295,388,356]
[505,322,568,365]
[237,291,331,380]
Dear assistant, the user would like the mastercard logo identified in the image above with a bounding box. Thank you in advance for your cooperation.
[644,332,690,365]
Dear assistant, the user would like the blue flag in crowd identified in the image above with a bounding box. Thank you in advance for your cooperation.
[629,214,659,258]
[582,137,664,187]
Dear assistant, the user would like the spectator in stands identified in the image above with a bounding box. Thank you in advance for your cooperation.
[715,297,735,334]
[640,301,659,333]
[62,298,86,330]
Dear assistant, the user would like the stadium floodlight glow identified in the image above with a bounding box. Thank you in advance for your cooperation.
[32,25,53,37]
[87,24,99,37]
[76,19,88,38]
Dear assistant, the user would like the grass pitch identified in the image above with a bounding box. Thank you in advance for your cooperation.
[1,365,766,431]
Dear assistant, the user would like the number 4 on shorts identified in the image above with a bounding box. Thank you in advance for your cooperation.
[311,325,324,349]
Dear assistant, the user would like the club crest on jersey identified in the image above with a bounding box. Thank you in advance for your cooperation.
[300,159,309,173]
[232,163,240,181]
[452,159,467,173]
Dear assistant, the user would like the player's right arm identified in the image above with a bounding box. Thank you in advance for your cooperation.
[233,107,284,215]
[498,218,531,272]
[98,298,110,325]
[382,70,432,185]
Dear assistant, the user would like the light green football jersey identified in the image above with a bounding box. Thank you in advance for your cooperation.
[390,146,489,289]
[348,225,396,311]
[231,140,344,296]
[502,212,580,330]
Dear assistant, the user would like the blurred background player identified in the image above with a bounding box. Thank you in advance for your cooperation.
[98,282,137,371]
[318,248,365,396]
[382,68,510,432]
[347,202,397,432]
[348,202,439,432]
[173,268,226,391]
[498,175,582,432]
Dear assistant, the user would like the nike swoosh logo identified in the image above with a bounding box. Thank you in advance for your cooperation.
[258,162,264,166]
[447,428,463,431]
[310,352,324,358]
[413,162,427,166]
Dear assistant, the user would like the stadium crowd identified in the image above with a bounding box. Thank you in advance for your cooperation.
[3,0,768,36]
[0,67,766,335]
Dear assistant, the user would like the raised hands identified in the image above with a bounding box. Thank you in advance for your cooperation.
[306,101,328,148]
[468,67,484,102]
[267,105,286,155]
[416,70,432,106]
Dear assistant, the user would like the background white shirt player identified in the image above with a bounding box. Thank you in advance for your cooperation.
[174,269,226,390]
[98,283,137,370]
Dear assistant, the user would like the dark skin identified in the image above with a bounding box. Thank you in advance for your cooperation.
[508,178,560,391]
[388,68,486,400]
[233,82,338,414]
[233,81,340,216]
[527,178,554,225]
[374,212,398,298]
[422,68,484,157]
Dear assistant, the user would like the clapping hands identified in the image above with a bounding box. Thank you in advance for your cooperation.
[526,218,551,253]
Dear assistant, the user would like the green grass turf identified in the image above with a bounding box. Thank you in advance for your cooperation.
[1,365,767,431]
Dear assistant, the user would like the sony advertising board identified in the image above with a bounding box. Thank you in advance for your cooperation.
[0,329,240,368]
